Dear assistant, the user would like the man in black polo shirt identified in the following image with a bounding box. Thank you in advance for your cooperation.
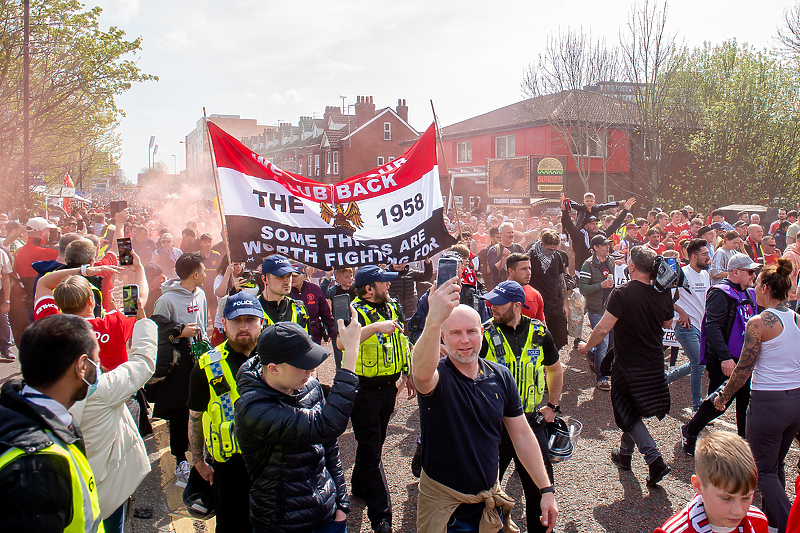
[412,278,558,533]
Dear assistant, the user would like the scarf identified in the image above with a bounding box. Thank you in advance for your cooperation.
[532,241,556,273]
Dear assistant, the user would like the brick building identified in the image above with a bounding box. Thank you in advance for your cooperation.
[242,96,418,184]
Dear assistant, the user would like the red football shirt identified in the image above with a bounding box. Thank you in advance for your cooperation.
[521,285,546,322]
[34,296,136,370]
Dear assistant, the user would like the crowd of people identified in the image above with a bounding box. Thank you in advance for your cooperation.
[0,191,799,533]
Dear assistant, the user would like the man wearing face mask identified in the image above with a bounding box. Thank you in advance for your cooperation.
[0,314,105,532]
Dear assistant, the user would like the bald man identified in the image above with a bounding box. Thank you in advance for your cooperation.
[412,280,558,533]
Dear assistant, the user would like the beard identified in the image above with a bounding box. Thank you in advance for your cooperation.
[372,291,390,305]
[447,346,479,365]
[227,333,258,354]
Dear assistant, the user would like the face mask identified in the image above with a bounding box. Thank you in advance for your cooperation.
[81,357,102,397]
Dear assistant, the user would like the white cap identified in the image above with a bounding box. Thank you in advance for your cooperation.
[26,217,56,232]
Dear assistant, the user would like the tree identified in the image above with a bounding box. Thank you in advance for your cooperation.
[677,41,800,206]
[521,28,627,197]
[619,0,689,205]
[777,2,800,57]
[0,0,156,211]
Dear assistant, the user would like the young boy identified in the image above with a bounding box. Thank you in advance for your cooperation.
[568,192,624,228]
[654,431,768,533]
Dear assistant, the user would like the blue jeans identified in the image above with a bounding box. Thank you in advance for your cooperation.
[103,505,124,533]
[588,312,611,380]
[312,518,347,533]
[0,312,11,354]
[666,324,705,411]
[447,509,504,533]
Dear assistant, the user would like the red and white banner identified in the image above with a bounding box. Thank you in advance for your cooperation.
[207,121,455,269]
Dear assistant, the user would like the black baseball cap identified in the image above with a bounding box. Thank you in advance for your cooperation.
[590,235,610,247]
[583,215,599,226]
[258,322,330,370]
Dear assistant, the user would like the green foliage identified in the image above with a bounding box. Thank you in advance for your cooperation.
[673,40,800,208]
[0,0,156,210]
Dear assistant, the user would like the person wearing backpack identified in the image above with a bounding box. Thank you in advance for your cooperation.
[679,253,759,456]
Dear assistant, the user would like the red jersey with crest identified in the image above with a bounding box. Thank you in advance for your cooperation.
[34,295,136,370]
[654,494,768,533]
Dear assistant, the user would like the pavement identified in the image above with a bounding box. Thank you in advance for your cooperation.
[1,327,797,532]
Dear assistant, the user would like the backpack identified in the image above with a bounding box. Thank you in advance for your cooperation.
[698,284,757,365]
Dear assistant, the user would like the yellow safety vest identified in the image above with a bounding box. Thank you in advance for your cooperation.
[351,297,410,378]
[197,341,240,462]
[261,297,309,332]
[483,318,547,412]
[0,432,105,533]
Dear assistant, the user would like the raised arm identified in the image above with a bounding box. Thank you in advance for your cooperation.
[412,278,461,395]
[35,264,123,301]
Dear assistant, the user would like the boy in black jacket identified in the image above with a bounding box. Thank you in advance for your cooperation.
[568,192,626,228]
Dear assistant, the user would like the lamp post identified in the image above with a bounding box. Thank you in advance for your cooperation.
[152,144,159,169]
[148,136,155,168]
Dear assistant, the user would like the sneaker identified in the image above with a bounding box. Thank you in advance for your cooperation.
[596,378,611,391]
[680,423,697,456]
[646,457,670,487]
[2,351,14,360]
[610,448,632,471]
[411,441,422,478]
[174,460,191,488]
[374,520,392,533]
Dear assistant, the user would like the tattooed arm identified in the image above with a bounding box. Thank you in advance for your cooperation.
[714,311,782,410]
[189,409,214,483]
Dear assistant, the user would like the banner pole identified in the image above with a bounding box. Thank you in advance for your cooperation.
[203,107,232,260]
[430,100,462,237]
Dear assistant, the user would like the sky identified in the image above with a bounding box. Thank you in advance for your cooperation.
[91,0,792,183]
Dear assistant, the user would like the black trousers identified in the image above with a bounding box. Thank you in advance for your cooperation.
[687,357,751,438]
[543,308,568,350]
[212,455,253,533]
[162,406,190,463]
[350,383,396,528]
[498,412,554,533]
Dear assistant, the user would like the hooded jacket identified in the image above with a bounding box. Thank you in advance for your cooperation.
[152,279,208,338]
[0,380,87,531]
[235,359,358,533]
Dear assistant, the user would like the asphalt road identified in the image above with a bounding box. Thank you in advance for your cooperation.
[1,329,797,532]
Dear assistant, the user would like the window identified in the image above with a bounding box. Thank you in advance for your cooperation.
[607,195,615,203]
[308,155,312,176]
[495,135,515,158]
[314,154,320,176]
[326,152,331,175]
[388,156,395,162]
[333,151,339,175]
[457,141,472,163]
[299,156,303,174]
[384,122,391,141]
[570,131,607,157]
[377,156,385,166]
[644,135,661,161]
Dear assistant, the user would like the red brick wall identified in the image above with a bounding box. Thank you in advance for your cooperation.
[341,112,418,179]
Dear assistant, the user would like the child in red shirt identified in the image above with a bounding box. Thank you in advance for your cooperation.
[654,431,768,533]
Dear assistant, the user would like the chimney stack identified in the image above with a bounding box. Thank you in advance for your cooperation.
[396,98,408,123]
[354,95,376,129]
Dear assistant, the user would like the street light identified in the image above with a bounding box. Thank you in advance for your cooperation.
[152,144,159,169]
[148,136,155,168]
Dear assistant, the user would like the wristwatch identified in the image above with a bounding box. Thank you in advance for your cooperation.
[539,485,555,495]
[546,402,562,414]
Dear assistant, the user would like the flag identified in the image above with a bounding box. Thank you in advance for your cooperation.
[63,171,74,211]
[207,121,456,269]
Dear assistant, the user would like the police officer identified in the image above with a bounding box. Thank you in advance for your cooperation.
[347,265,414,533]
[258,255,309,331]
[0,315,105,532]
[187,291,262,532]
[480,280,564,533]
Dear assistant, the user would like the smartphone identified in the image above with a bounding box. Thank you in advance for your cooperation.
[333,293,351,327]
[117,237,133,266]
[437,257,460,287]
[122,284,139,316]
[239,270,257,289]
[110,200,128,217]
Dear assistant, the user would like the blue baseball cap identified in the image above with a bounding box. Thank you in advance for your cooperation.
[353,265,398,288]
[223,291,263,320]
[261,255,298,276]
[482,280,529,308]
